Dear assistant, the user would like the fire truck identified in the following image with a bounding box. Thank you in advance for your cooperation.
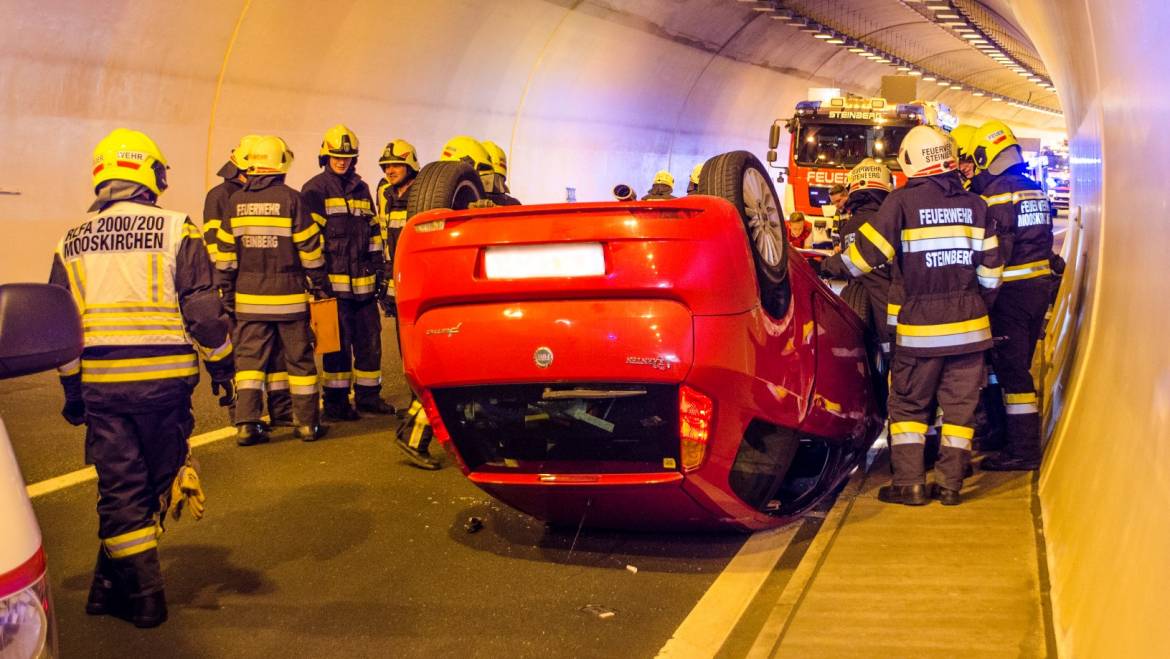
[767,96,957,229]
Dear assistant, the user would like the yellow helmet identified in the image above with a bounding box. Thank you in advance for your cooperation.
[318,124,359,166]
[690,163,704,186]
[91,128,169,195]
[247,135,294,175]
[378,139,420,173]
[847,158,893,193]
[950,124,977,160]
[653,170,675,188]
[480,140,509,177]
[440,136,494,175]
[970,120,1020,172]
[897,125,957,178]
[231,134,264,169]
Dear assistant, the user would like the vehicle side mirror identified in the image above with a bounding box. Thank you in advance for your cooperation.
[0,283,83,380]
[768,123,782,151]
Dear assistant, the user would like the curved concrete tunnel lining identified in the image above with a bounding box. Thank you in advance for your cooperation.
[8,0,1153,654]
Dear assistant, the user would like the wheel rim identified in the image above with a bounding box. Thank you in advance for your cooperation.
[742,167,784,268]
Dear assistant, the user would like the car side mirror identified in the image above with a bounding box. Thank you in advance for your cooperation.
[0,283,83,380]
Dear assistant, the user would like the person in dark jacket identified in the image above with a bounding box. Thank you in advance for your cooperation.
[216,135,329,445]
[302,125,394,419]
[481,140,522,206]
[641,170,676,200]
[834,125,1003,506]
[820,158,895,358]
[968,120,1055,471]
[54,129,234,627]
[203,134,293,429]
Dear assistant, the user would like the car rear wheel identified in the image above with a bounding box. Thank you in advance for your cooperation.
[697,151,791,318]
[405,161,485,218]
[839,280,870,322]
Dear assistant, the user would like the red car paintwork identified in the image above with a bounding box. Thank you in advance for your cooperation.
[395,196,884,531]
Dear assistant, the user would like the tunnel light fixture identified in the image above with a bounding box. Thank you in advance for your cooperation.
[848,47,866,53]
[936,12,961,19]
[814,33,833,39]
[897,66,912,72]
[936,79,952,86]
[909,69,924,76]
[972,91,985,96]
[922,75,938,82]
[826,38,845,44]
[949,83,963,89]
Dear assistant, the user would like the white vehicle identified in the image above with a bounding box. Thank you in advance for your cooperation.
[0,283,83,659]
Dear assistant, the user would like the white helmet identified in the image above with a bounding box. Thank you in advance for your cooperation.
[897,125,957,178]
[847,158,893,194]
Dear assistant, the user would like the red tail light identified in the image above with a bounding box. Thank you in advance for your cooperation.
[679,385,713,471]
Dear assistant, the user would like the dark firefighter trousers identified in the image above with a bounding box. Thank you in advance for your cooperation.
[86,401,193,597]
[888,351,985,491]
[322,298,383,405]
[234,319,320,427]
[227,317,291,424]
[988,280,1050,462]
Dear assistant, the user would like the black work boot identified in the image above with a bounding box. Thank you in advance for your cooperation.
[86,549,124,617]
[356,397,396,415]
[395,435,441,470]
[981,453,1040,471]
[294,424,329,442]
[930,483,962,506]
[130,590,168,628]
[323,398,360,421]
[877,483,928,505]
[236,422,269,447]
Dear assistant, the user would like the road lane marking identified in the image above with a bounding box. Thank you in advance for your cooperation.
[26,425,237,499]
[655,523,802,658]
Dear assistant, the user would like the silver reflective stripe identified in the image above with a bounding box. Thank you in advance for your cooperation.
[237,380,265,390]
[890,432,926,446]
[323,380,351,389]
[57,358,81,375]
[83,358,197,375]
[236,302,307,315]
[85,323,184,333]
[354,376,381,386]
[897,327,992,349]
[86,306,178,314]
[1006,402,1039,415]
[330,281,353,292]
[978,275,1001,289]
[234,226,292,237]
[302,257,325,269]
[902,237,979,252]
[206,338,232,361]
[267,380,290,391]
[941,435,973,450]
[352,283,375,294]
[290,384,318,395]
[1004,264,1050,279]
[839,251,865,278]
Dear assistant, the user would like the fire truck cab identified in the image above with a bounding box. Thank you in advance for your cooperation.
[767,96,956,243]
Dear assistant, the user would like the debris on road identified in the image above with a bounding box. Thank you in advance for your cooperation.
[464,516,484,533]
[580,604,616,620]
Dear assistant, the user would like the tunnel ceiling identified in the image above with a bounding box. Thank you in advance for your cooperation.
[592,0,1063,131]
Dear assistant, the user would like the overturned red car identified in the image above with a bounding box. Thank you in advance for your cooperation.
[394,152,884,531]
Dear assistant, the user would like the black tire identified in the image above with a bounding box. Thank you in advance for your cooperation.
[405,161,485,218]
[697,151,791,318]
[839,280,870,322]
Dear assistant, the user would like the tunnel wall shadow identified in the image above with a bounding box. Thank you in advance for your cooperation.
[1013,0,1168,656]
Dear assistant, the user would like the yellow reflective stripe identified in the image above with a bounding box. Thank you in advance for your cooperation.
[897,316,990,337]
[941,424,975,440]
[977,265,1003,278]
[902,225,984,241]
[983,192,1013,206]
[103,526,159,559]
[86,329,188,338]
[215,250,238,264]
[236,370,266,382]
[1003,259,1051,281]
[352,274,376,286]
[292,224,320,243]
[890,421,929,435]
[233,216,292,229]
[87,302,178,311]
[65,257,87,310]
[859,223,895,260]
[328,274,352,284]
[300,246,323,262]
[215,227,236,244]
[982,234,999,251]
[288,374,319,386]
[199,338,233,362]
[887,303,901,315]
[82,354,195,368]
[236,292,310,305]
[1005,392,1038,404]
[83,315,183,326]
[266,372,289,383]
[206,242,220,257]
[311,212,327,227]
[842,243,870,276]
[1013,190,1046,202]
[203,219,222,232]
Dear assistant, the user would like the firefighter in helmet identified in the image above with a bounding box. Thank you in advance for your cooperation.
[53,128,234,627]
[642,170,676,200]
[301,125,395,420]
[480,140,522,206]
[375,138,421,317]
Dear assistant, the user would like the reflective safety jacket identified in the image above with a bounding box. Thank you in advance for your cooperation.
[51,200,233,411]
[201,176,243,262]
[980,164,1054,284]
[301,170,382,300]
[824,190,891,284]
[215,175,328,321]
[377,179,411,288]
[835,172,1003,357]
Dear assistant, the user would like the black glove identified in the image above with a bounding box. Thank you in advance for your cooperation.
[379,296,397,318]
[209,370,235,407]
[61,399,86,426]
[220,290,235,316]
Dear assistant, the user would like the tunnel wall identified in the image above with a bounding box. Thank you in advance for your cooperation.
[1012,0,1168,656]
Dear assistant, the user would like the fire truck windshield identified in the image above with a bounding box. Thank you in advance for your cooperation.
[794,122,914,170]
